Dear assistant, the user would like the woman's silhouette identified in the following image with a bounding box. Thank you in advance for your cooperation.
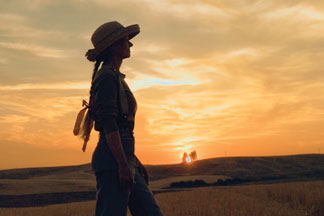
[74,21,163,216]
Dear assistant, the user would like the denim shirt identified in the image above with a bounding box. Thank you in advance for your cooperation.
[91,65,137,172]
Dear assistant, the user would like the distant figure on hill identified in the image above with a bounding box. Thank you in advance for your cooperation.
[73,21,163,216]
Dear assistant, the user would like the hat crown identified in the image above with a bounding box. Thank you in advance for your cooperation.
[86,21,140,62]
[91,21,125,47]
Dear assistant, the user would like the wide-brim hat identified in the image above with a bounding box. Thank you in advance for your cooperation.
[85,21,140,62]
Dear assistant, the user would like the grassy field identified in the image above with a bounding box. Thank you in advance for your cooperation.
[1,180,323,216]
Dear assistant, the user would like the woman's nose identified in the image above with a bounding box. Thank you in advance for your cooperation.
[128,41,133,47]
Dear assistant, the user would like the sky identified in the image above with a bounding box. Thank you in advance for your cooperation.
[0,0,324,170]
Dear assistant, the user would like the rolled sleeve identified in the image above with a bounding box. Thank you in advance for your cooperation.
[93,75,119,133]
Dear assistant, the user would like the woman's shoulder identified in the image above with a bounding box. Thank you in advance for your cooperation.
[95,66,118,80]
[93,66,119,86]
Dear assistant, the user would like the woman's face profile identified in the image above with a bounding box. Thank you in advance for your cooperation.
[114,36,133,59]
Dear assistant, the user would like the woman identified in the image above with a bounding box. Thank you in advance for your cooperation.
[74,21,163,216]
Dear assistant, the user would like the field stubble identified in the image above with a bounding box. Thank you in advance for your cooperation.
[0,181,323,216]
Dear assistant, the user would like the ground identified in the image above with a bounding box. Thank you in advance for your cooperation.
[0,181,323,216]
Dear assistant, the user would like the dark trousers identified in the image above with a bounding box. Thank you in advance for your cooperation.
[94,159,164,216]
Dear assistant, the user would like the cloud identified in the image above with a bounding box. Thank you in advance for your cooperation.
[129,75,200,91]
[0,115,30,124]
[1,0,55,10]
[0,87,92,151]
[0,57,7,64]
[141,0,232,21]
[0,42,75,58]
[0,13,25,22]
[81,0,232,21]
[224,48,261,59]
[0,13,70,39]
[0,86,89,123]
[133,43,168,54]
[259,4,324,40]
[0,82,90,91]
[262,4,324,22]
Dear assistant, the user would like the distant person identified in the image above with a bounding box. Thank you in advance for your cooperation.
[73,21,163,216]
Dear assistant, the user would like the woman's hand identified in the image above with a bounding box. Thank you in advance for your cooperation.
[138,159,149,185]
[118,164,134,193]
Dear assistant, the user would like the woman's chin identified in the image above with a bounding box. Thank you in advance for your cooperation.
[123,53,131,59]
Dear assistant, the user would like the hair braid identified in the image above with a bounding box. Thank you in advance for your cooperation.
[78,60,102,151]
[89,60,101,105]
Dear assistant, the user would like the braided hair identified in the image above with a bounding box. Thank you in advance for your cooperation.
[77,60,101,151]
[78,42,119,151]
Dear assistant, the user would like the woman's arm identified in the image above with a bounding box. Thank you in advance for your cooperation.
[105,130,134,192]
[104,130,129,168]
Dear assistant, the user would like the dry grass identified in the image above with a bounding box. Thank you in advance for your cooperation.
[156,181,324,216]
[0,181,323,216]
[0,178,95,195]
[0,201,95,216]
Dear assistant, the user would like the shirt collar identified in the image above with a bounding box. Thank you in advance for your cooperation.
[101,65,126,79]
[116,69,126,79]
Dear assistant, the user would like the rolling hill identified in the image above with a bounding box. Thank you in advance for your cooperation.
[0,154,323,207]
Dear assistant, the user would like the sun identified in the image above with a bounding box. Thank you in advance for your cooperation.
[186,155,191,163]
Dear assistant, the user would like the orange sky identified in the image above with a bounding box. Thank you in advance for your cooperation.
[1,0,324,170]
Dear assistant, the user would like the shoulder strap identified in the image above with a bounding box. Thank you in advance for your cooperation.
[118,76,129,116]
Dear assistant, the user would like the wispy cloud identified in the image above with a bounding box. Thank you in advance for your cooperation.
[0,91,88,151]
[0,82,90,91]
[262,4,324,22]
[0,115,30,124]
[2,0,55,10]
[0,42,75,58]
[0,13,70,39]
[224,48,261,59]
[129,75,200,91]
[141,0,233,21]
[0,57,7,64]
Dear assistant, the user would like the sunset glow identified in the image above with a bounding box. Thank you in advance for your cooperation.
[0,0,324,169]
[186,156,191,163]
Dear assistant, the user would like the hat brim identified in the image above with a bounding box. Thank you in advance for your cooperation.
[87,24,140,61]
